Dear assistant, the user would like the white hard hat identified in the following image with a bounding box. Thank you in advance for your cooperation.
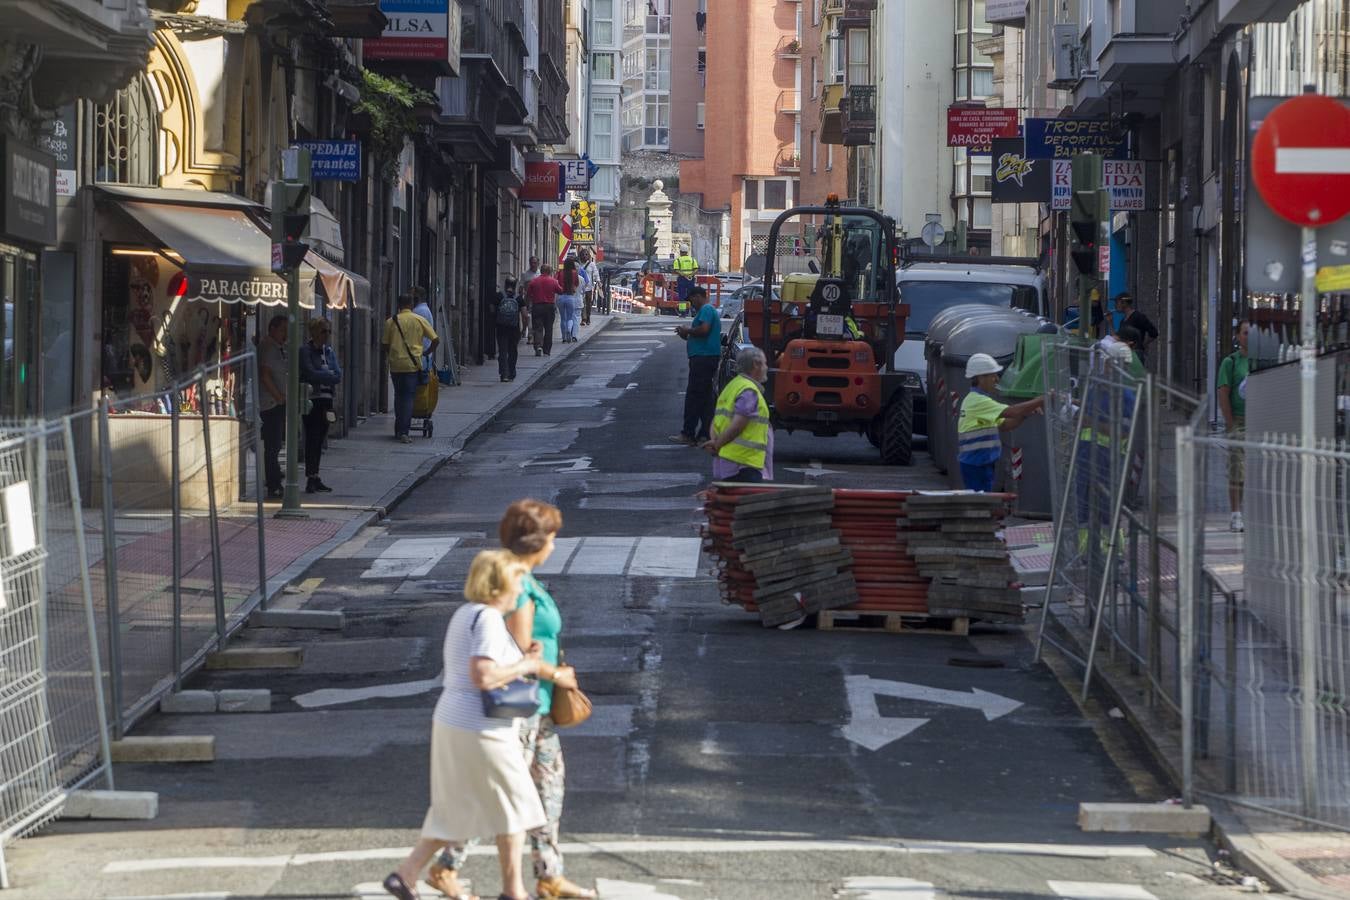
[1105,341,1134,365]
[965,353,1003,379]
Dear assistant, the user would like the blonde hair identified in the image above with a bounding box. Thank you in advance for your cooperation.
[463,549,526,604]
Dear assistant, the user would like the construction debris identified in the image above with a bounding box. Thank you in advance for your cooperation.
[901,493,1023,625]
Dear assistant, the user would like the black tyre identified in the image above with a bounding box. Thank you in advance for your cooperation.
[865,417,882,449]
[879,388,914,466]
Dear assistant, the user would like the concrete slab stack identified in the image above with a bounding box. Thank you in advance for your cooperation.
[899,492,1023,624]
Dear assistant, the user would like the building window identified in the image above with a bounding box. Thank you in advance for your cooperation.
[593,51,616,80]
[763,180,787,209]
[826,144,834,171]
[972,67,993,98]
[810,56,818,99]
[594,0,614,45]
[591,97,615,159]
[94,77,160,186]
[644,94,669,147]
[830,31,845,82]
[847,28,869,86]
[696,102,705,129]
[812,0,821,26]
[810,131,817,173]
[744,180,759,210]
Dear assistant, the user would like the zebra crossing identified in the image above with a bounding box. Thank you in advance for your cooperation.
[532,536,703,578]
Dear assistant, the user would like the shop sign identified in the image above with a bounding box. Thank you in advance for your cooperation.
[0,134,56,245]
[520,161,565,201]
[561,159,591,190]
[1051,159,1148,211]
[989,138,1051,204]
[946,106,1019,151]
[293,140,362,181]
[189,272,291,303]
[985,0,1026,23]
[36,105,77,198]
[365,0,462,74]
[1025,117,1128,159]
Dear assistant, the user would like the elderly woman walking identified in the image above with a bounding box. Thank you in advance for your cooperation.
[383,549,548,900]
[427,500,597,900]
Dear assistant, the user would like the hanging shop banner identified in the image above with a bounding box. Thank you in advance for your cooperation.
[1050,159,1148,211]
[561,159,591,190]
[1024,117,1128,159]
[365,0,461,73]
[946,107,1019,152]
[0,134,56,245]
[989,138,1052,204]
[520,162,565,201]
[985,0,1026,23]
[293,140,362,182]
[37,104,77,197]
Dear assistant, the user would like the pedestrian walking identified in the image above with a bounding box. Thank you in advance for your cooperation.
[257,314,288,500]
[956,352,1044,492]
[491,279,524,382]
[427,500,597,900]
[578,248,599,326]
[1115,293,1158,361]
[383,293,439,444]
[527,265,563,356]
[670,286,721,445]
[381,549,548,900]
[704,347,772,483]
[520,257,541,349]
[1218,319,1250,533]
[412,290,436,354]
[299,317,341,494]
[672,245,699,317]
[557,259,583,343]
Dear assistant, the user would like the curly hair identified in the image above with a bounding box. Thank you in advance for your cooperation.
[499,499,562,556]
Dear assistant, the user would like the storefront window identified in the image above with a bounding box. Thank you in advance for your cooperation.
[0,248,39,419]
[40,251,76,415]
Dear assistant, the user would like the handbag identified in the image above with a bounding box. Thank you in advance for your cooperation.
[473,608,540,719]
[395,315,431,386]
[549,679,592,728]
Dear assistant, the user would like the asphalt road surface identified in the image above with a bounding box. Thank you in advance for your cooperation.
[15,318,1264,900]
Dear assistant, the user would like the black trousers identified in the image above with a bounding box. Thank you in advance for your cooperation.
[682,355,720,441]
[723,467,765,483]
[496,325,520,379]
[531,305,555,354]
[303,397,331,478]
[260,404,285,492]
[582,291,594,324]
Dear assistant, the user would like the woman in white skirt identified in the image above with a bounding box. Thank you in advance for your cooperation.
[383,550,548,900]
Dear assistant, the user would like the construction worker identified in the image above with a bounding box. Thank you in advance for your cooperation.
[1073,339,1140,554]
[704,347,772,483]
[957,352,1044,492]
[673,244,699,317]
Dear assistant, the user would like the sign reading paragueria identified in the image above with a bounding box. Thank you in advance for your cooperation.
[294,140,362,182]
[0,134,56,246]
[365,0,462,74]
[1024,117,1128,159]
[989,138,1051,204]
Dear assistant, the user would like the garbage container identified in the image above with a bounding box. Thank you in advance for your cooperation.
[940,311,1052,491]
[1000,331,1058,518]
[924,305,1014,473]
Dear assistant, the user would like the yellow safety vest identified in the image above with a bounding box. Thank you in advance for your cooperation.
[713,375,770,471]
[674,255,698,276]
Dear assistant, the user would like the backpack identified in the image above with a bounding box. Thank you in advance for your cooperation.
[496,293,520,326]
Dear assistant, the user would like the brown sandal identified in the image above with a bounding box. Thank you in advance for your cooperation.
[425,863,478,900]
[536,876,597,899]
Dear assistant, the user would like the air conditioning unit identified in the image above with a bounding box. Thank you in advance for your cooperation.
[1048,24,1080,88]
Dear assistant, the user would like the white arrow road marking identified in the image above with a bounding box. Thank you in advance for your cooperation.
[842,675,1023,751]
[293,675,441,709]
[594,879,683,899]
[841,876,940,898]
[520,455,594,472]
[1048,882,1158,900]
[1275,147,1350,175]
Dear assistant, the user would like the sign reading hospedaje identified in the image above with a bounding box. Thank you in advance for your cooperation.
[295,141,362,182]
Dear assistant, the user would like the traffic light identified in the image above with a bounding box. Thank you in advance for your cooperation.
[1069,189,1099,276]
[272,181,311,269]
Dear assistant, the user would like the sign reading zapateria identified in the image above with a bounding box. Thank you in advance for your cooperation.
[191,274,291,304]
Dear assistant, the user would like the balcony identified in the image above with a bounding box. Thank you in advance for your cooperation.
[776,35,803,59]
[819,81,844,144]
[1217,0,1301,26]
[841,84,875,146]
[775,147,801,173]
[840,0,874,29]
[1,0,155,105]
[776,89,801,116]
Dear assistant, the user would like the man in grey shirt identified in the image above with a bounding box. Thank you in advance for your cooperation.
[257,314,288,499]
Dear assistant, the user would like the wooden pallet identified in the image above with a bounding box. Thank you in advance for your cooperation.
[816,610,971,636]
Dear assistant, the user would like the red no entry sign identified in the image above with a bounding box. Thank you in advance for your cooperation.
[1251,93,1350,228]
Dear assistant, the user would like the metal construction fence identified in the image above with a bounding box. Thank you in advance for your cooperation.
[0,352,269,882]
[1032,335,1350,831]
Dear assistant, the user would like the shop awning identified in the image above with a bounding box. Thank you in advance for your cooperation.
[306,249,372,310]
[100,186,315,309]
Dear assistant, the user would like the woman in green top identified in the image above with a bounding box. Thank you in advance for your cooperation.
[429,500,595,900]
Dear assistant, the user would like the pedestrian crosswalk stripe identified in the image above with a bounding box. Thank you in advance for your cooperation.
[841,877,938,899]
[1048,882,1159,899]
[594,879,681,899]
[533,536,701,578]
[359,537,458,579]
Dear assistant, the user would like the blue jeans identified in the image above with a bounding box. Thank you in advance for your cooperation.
[390,371,420,437]
[959,461,995,492]
[557,295,579,339]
